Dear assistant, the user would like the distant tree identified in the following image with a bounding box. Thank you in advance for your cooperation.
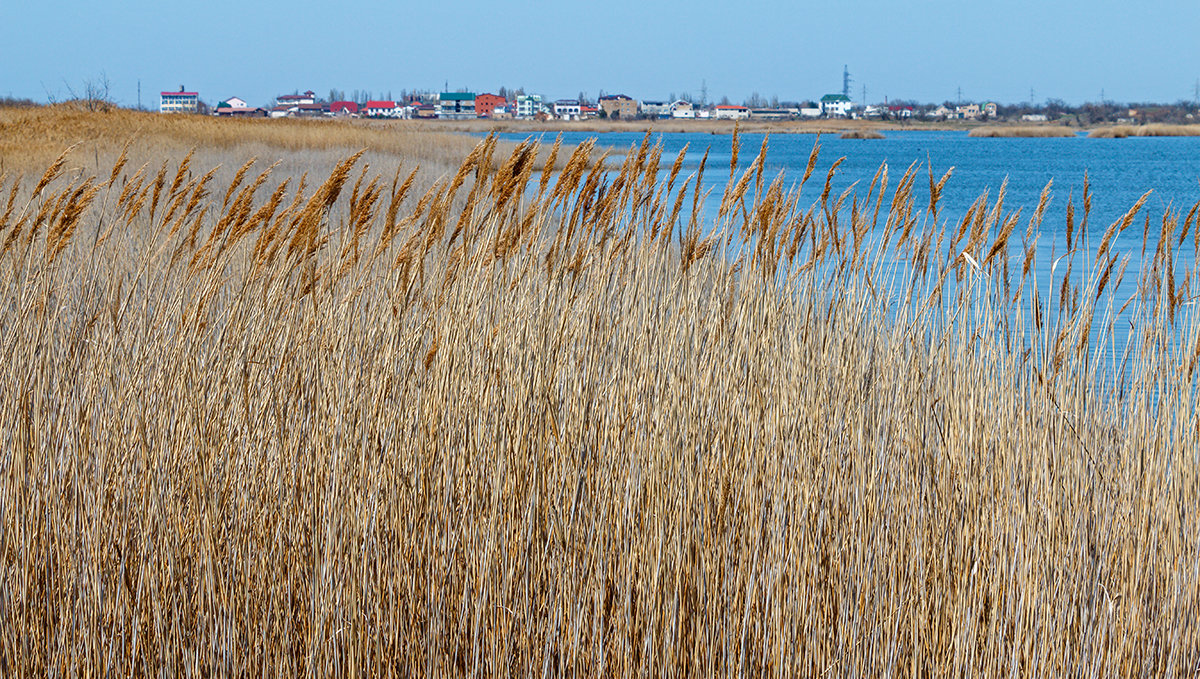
[770,95,780,108]
[719,95,731,106]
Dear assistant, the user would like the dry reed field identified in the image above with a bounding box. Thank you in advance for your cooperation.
[967,126,1078,138]
[1088,124,1200,138]
[1,125,1199,676]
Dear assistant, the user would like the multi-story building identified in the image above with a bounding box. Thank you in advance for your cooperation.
[598,94,637,120]
[475,93,506,118]
[553,100,582,120]
[820,94,852,117]
[515,94,544,118]
[640,101,670,118]
[955,103,981,120]
[277,90,317,107]
[160,87,199,114]
[437,92,476,119]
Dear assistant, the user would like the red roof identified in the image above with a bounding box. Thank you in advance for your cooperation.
[364,100,396,109]
[330,101,359,113]
[162,92,198,97]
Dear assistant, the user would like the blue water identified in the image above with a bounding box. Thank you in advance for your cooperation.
[497,130,1200,252]
[494,130,1200,355]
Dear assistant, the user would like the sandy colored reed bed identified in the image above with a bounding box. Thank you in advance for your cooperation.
[838,129,885,139]
[0,104,538,177]
[1,130,1199,676]
[1088,123,1200,138]
[968,126,1078,138]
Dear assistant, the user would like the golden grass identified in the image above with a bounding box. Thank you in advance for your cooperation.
[0,104,564,178]
[1088,123,1200,138]
[838,129,885,139]
[968,126,1078,137]
[1,131,1199,675]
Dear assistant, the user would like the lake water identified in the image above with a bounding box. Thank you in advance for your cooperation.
[498,129,1200,251]
[496,130,1200,353]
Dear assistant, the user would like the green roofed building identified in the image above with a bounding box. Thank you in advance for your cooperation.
[819,94,852,117]
[437,92,477,120]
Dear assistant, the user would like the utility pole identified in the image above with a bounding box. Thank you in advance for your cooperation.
[842,65,852,99]
[862,84,867,107]
[701,79,708,106]
[1100,88,1105,103]
[137,80,141,110]
[1194,78,1199,105]
[957,86,962,104]
[1030,87,1035,105]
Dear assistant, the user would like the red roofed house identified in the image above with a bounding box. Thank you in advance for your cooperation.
[330,101,359,116]
[161,87,199,114]
[475,93,507,118]
[364,100,398,118]
[713,105,750,120]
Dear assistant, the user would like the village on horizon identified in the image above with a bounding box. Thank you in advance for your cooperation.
[157,80,1199,126]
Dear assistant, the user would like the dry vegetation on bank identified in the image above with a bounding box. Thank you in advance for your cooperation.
[1088,123,1200,138]
[838,129,885,139]
[0,104,580,183]
[968,126,1078,138]
[1,126,1199,676]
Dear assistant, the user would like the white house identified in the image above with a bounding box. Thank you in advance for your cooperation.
[515,94,544,118]
[713,105,750,120]
[553,100,581,120]
[640,101,670,118]
[670,100,694,118]
[364,100,399,118]
[819,94,852,117]
[800,107,822,118]
[220,96,248,110]
[276,90,316,107]
[160,88,199,114]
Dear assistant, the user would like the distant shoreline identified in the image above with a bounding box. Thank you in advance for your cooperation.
[364,117,1200,137]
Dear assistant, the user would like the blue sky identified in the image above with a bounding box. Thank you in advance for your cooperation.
[3,0,1199,108]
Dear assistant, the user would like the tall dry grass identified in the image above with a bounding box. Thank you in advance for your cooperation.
[968,126,1077,138]
[1088,123,1200,138]
[0,104,550,177]
[1,130,1199,676]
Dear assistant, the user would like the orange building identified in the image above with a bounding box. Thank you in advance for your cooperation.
[475,93,507,118]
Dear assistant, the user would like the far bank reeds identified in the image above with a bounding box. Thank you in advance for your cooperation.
[1088,123,1200,137]
[968,125,1077,137]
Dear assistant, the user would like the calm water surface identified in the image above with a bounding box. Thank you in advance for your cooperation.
[496,130,1200,350]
